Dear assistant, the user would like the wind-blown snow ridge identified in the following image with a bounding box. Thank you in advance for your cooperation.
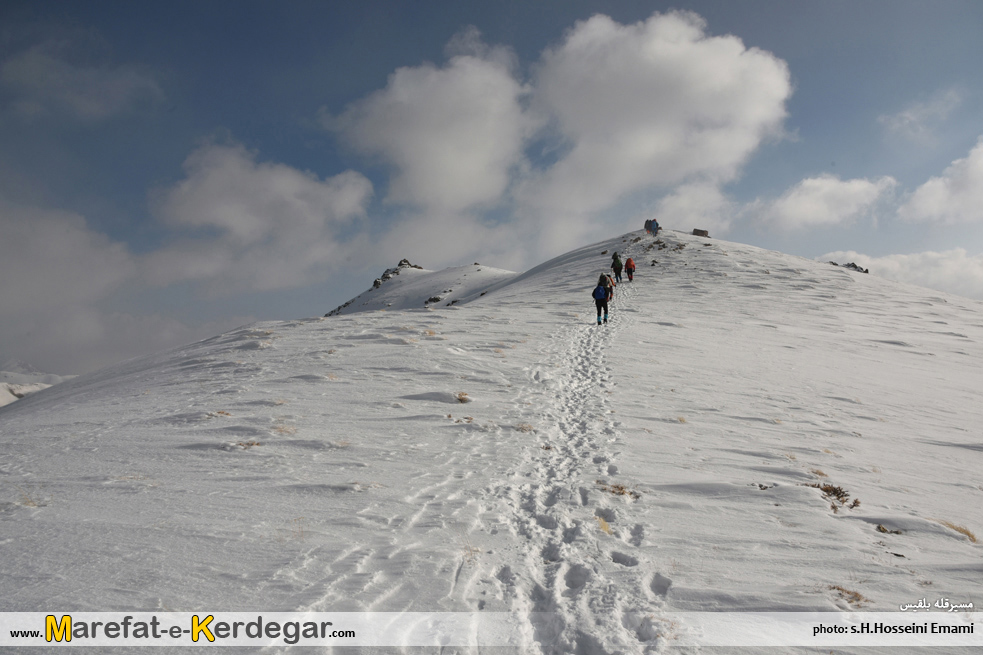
[2,230,982,654]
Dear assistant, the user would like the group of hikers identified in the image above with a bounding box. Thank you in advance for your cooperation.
[592,251,635,325]
[591,221,661,325]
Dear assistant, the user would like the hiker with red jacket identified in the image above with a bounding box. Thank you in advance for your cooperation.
[625,257,636,282]
[592,273,613,325]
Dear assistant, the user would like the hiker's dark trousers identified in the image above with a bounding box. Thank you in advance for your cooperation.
[595,299,608,318]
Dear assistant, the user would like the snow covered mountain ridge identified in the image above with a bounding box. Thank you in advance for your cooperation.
[0,360,75,407]
[2,230,981,654]
[324,258,518,316]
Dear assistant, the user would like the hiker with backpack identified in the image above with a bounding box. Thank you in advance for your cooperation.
[592,274,613,324]
[625,257,636,282]
[611,252,623,284]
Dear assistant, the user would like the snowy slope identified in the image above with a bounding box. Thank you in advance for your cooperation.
[1,230,982,654]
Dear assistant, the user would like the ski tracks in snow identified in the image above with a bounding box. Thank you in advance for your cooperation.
[491,276,671,654]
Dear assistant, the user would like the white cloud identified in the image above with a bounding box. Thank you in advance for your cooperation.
[523,11,791,215]
[653,183,735,235]
[331,31,533,214]
[752,174,897,229]
[0,140,375,373]
[328,12,793,265]
[897,137,983,224]
[0,200,182,374]
[822,248,983,301]
[878,88,962,142]
[0,201,135,318]
[145,142,373,292]
[0,42,163,120]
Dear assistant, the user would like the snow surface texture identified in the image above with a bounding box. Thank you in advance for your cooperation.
[2,230,982,654]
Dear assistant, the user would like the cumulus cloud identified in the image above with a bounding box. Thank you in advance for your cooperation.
[653,183,735,235]
[0,201,135,316]
[0,141,378,373]
[878,88,962,142]
[330,31,533,214]
[822,248,983,301]
[145,142,373,292]
[0,200,154,373]
[326,12,792,265]
[0,42,163,120]
[523,11,791,215]
[897,137,983,224]
[751,174,897,229]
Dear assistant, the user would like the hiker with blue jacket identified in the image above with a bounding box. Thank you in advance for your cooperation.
[592,274,613,325]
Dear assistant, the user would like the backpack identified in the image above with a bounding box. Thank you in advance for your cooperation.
[625,258,634,269]
[592,285,607,300]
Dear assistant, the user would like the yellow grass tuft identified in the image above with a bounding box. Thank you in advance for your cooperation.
[830,585,869,607]
[15,484,47,507]
[596,480,641,500]
[459,531,481,565]
[595,516,612,535]
[455,392,471,403]
[934,520,978,543]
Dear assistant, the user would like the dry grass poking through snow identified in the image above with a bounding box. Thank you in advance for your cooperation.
[830,585,869,607]
[273,517,306,543]
[14,484,48,508]
[455,392,471,403]
[933,520,978,543]
[459,531,481,565]
[808,482,860,513]
[514,423,535,433]
[597,480,641,500]
[595,516,613,535]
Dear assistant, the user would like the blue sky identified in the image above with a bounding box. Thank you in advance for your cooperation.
[2,0,983,373]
